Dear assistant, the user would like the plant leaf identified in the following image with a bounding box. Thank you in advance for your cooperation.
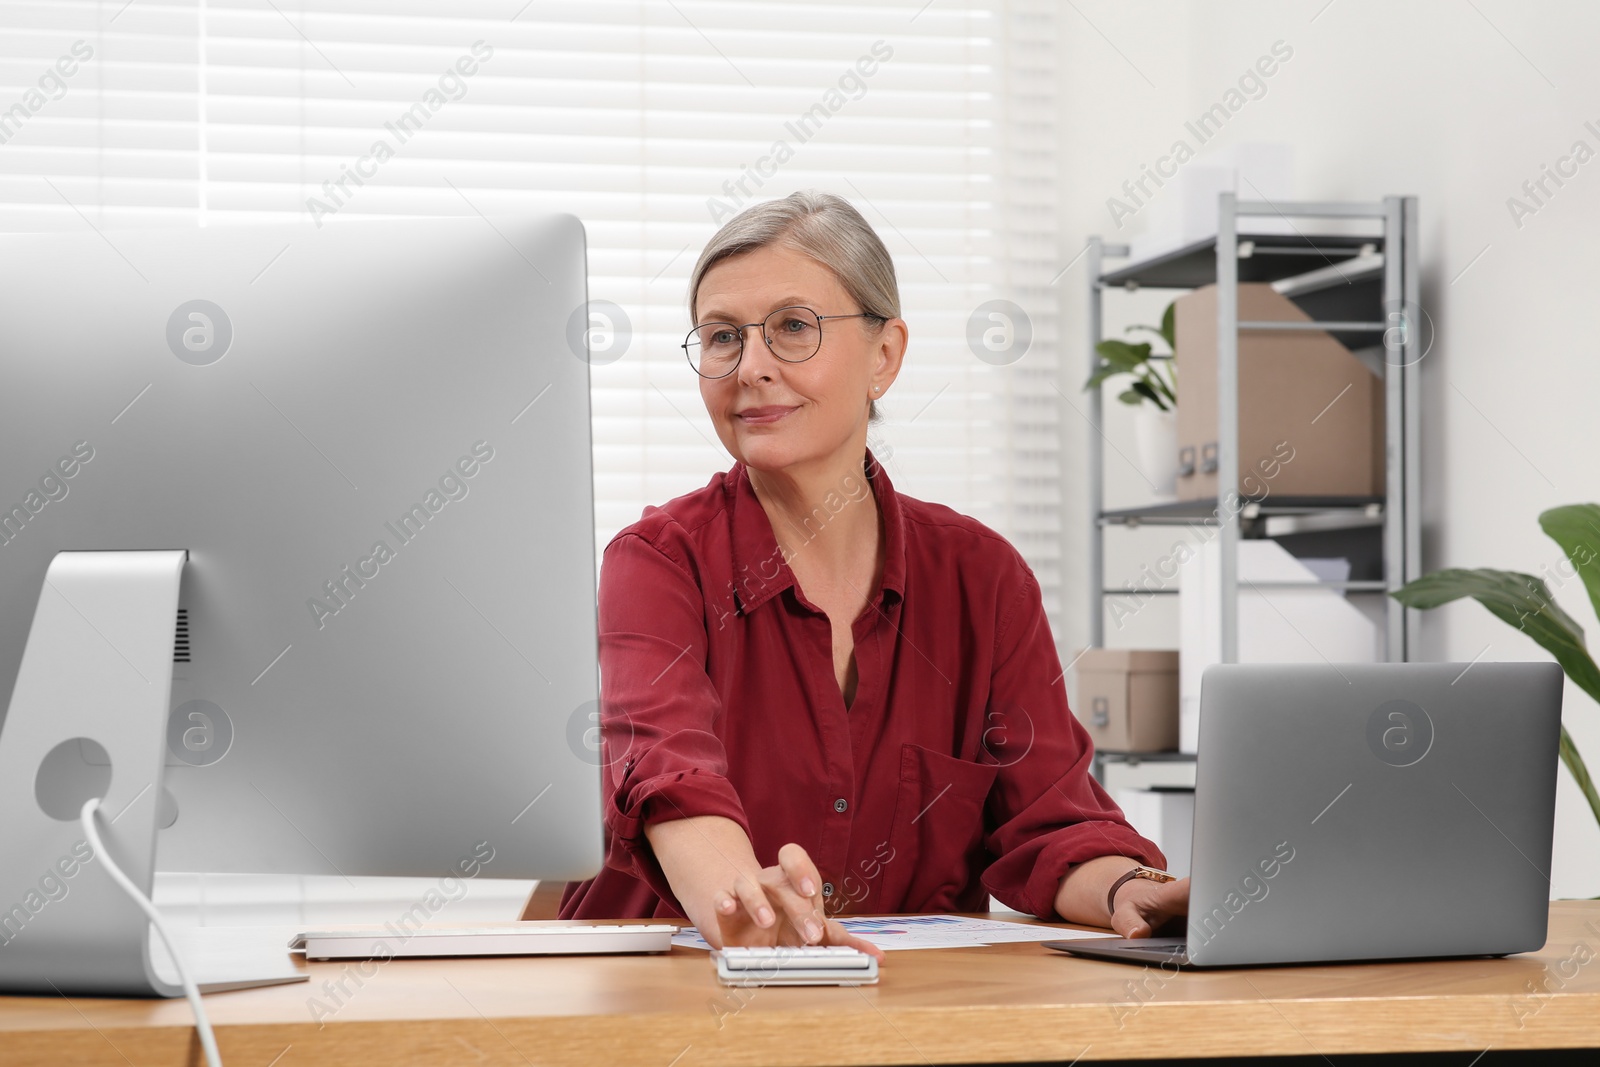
[1391,568,1600,700]
[1128,304,1177,353]
[1127,324,1167,347]
[1095,339,1151,370]
[1143,366,1176,405]
[1393,567,1600,832]
[1120,380,1166,409]
[1560,725,1600,837]
[1532,504,1600,837]
[1083,364,1122,392]
[1538,503,1600,635]
[1163,356,1177,403]
[1135,370,1171,406]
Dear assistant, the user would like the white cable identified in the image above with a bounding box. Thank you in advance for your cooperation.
[80,797,222,1067]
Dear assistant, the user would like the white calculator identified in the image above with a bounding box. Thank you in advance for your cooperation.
[711,944,880,986]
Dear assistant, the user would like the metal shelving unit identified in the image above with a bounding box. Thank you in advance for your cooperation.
[1082,195,1422,784]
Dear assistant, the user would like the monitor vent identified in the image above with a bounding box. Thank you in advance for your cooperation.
[173,608,191,663]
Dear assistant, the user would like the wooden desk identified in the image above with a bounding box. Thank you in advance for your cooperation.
[4,902,1599,1065]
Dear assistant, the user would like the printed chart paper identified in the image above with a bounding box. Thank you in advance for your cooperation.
[673,914,1119,951]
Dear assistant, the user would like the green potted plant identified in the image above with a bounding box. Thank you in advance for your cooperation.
[1085,301,1179,498]
[1392,503,1600,852]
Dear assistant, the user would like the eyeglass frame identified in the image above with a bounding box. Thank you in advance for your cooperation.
[681,305,887,379]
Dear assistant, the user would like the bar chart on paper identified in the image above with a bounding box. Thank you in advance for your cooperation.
[673,915,1119,951]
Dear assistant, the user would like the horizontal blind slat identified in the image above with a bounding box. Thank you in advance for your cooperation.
[0,0,1063,631]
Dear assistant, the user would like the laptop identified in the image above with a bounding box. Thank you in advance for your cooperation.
[1047,661,1564,969]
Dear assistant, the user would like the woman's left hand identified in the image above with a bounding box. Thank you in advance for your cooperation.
[1111,875,1189,939]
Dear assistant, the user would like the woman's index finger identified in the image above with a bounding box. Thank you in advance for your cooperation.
[776,841,821,896]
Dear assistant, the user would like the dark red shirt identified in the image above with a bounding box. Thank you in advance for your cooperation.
[559,450,1163,921]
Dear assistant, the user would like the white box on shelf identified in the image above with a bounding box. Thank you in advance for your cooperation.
[1177,538,1376,753]
[1114,788,1195,880]
[1126,142,1297,263]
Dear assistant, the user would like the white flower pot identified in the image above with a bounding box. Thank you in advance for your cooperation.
[1133,405,1179,500]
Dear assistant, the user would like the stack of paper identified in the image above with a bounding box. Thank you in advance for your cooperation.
[673,914,1116,951]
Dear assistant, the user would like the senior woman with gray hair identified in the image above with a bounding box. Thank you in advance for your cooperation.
[557,190,1189,958]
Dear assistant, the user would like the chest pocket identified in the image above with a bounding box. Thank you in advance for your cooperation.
[874,742,999,913]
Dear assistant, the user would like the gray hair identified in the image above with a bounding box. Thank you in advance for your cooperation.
[688,190,898,423]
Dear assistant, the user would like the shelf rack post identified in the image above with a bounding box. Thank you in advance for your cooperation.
[1085,235,1105,649]
[1402,196,1421,657]
[1382,195,1406,660]
[1215,193,1241,663]
[1376,194,1424,660]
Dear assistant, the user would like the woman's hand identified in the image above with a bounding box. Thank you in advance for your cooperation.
[642,817,883,961]
[712,843,885,962]
[1110,875,1189,939]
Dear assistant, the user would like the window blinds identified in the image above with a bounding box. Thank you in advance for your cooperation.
[0,0,1064,628]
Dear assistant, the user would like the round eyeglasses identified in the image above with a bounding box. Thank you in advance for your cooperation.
[682,305,883,379]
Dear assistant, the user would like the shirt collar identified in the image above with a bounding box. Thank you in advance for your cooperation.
[866,448,908,604]
[728,447,906,616]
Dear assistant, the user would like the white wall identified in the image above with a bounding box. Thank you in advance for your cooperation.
[1057,0,1600,898]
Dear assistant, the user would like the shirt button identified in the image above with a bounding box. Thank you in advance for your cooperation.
[833,798,848,813]
[822,882,834,897]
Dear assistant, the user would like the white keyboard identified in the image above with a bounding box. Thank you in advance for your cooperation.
[289,922,678,960]
[712,944,879,986]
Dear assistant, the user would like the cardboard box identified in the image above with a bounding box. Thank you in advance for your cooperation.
[1075,649,1179,753]
[1173,283,1384,502]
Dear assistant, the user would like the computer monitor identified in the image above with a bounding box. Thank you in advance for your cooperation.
[0,216,605,995]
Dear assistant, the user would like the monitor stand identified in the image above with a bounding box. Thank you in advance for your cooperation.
[0,551,306,996]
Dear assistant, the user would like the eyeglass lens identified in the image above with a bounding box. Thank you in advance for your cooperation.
[686,307,822,376]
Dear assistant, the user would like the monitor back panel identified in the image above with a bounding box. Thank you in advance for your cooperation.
[0,217,604,881]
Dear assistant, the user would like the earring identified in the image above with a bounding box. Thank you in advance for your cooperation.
[873,386,881,393]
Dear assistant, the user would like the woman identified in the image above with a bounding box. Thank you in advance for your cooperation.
[558,190,1189,957]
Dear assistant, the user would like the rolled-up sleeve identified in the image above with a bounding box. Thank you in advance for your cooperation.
[979,566,1167,920]
[597,528,752,906]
